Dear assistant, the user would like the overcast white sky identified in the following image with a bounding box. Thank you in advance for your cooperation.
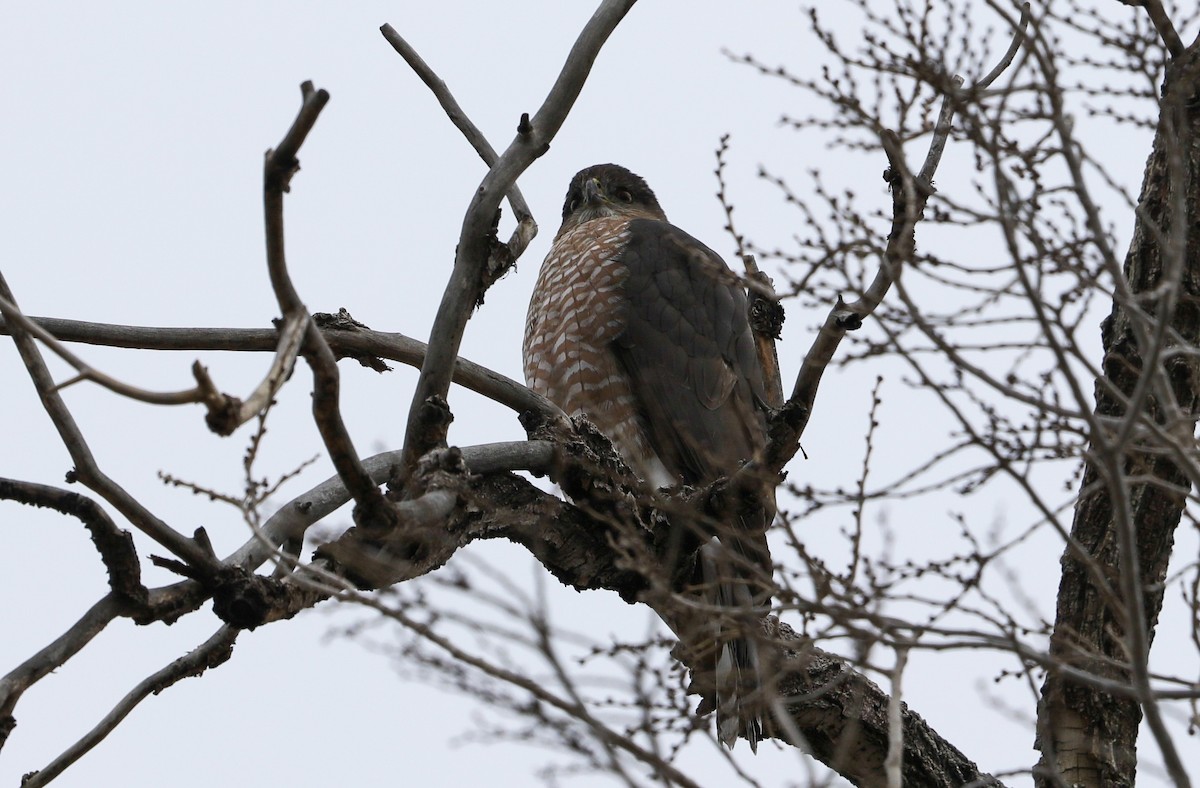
[1,2,1194,786]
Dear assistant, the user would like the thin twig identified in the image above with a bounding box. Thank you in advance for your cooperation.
[220,311,307,435]
[885,646,909,788]
[714,133,747,261]
[970,3,1032,91]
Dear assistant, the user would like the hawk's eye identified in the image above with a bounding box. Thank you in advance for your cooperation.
[616,189,633,203]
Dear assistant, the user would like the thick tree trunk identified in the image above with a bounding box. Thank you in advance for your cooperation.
[1035,35,1200,787]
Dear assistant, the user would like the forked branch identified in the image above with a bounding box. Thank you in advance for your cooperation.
[397,0,636,484]
[0,273,217,571]
[380,23,537,260]
[261,82,391,525]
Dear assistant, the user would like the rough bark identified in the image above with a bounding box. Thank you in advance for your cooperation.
[1035,33,1200,787]
[766,620,1003,788]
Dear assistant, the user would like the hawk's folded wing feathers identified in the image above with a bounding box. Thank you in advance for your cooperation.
[614,219,767,485]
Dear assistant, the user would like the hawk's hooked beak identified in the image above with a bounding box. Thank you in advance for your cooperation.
[582,177,605,206]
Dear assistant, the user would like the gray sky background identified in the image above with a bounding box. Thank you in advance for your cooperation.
[2,2,1194,786]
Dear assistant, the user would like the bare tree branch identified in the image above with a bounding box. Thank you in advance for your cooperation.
[0,479,146,607]
[0,598,121,754]
[1117,0,1185,58]
[380,23,537,261]
[19,627,238,788]
[0,273,218,571]
[398,0,636,483]
[0,294,217,406]
[0,294,310,439]
[262,81,394,531]
[766,6,1032,475]
[0,315,562,421]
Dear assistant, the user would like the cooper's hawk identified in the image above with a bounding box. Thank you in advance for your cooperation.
[523,163,774,750]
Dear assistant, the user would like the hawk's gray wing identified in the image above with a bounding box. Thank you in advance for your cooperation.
[613,218,769,486]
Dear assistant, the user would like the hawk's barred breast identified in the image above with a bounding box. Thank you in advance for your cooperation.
[523,215,672,487]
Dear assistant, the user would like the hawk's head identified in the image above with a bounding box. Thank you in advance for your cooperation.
[560,164,667,229]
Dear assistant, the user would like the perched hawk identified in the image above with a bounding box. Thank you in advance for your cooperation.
[523,163,774,750]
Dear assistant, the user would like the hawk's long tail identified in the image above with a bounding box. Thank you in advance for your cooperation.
[700,537,768,752]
